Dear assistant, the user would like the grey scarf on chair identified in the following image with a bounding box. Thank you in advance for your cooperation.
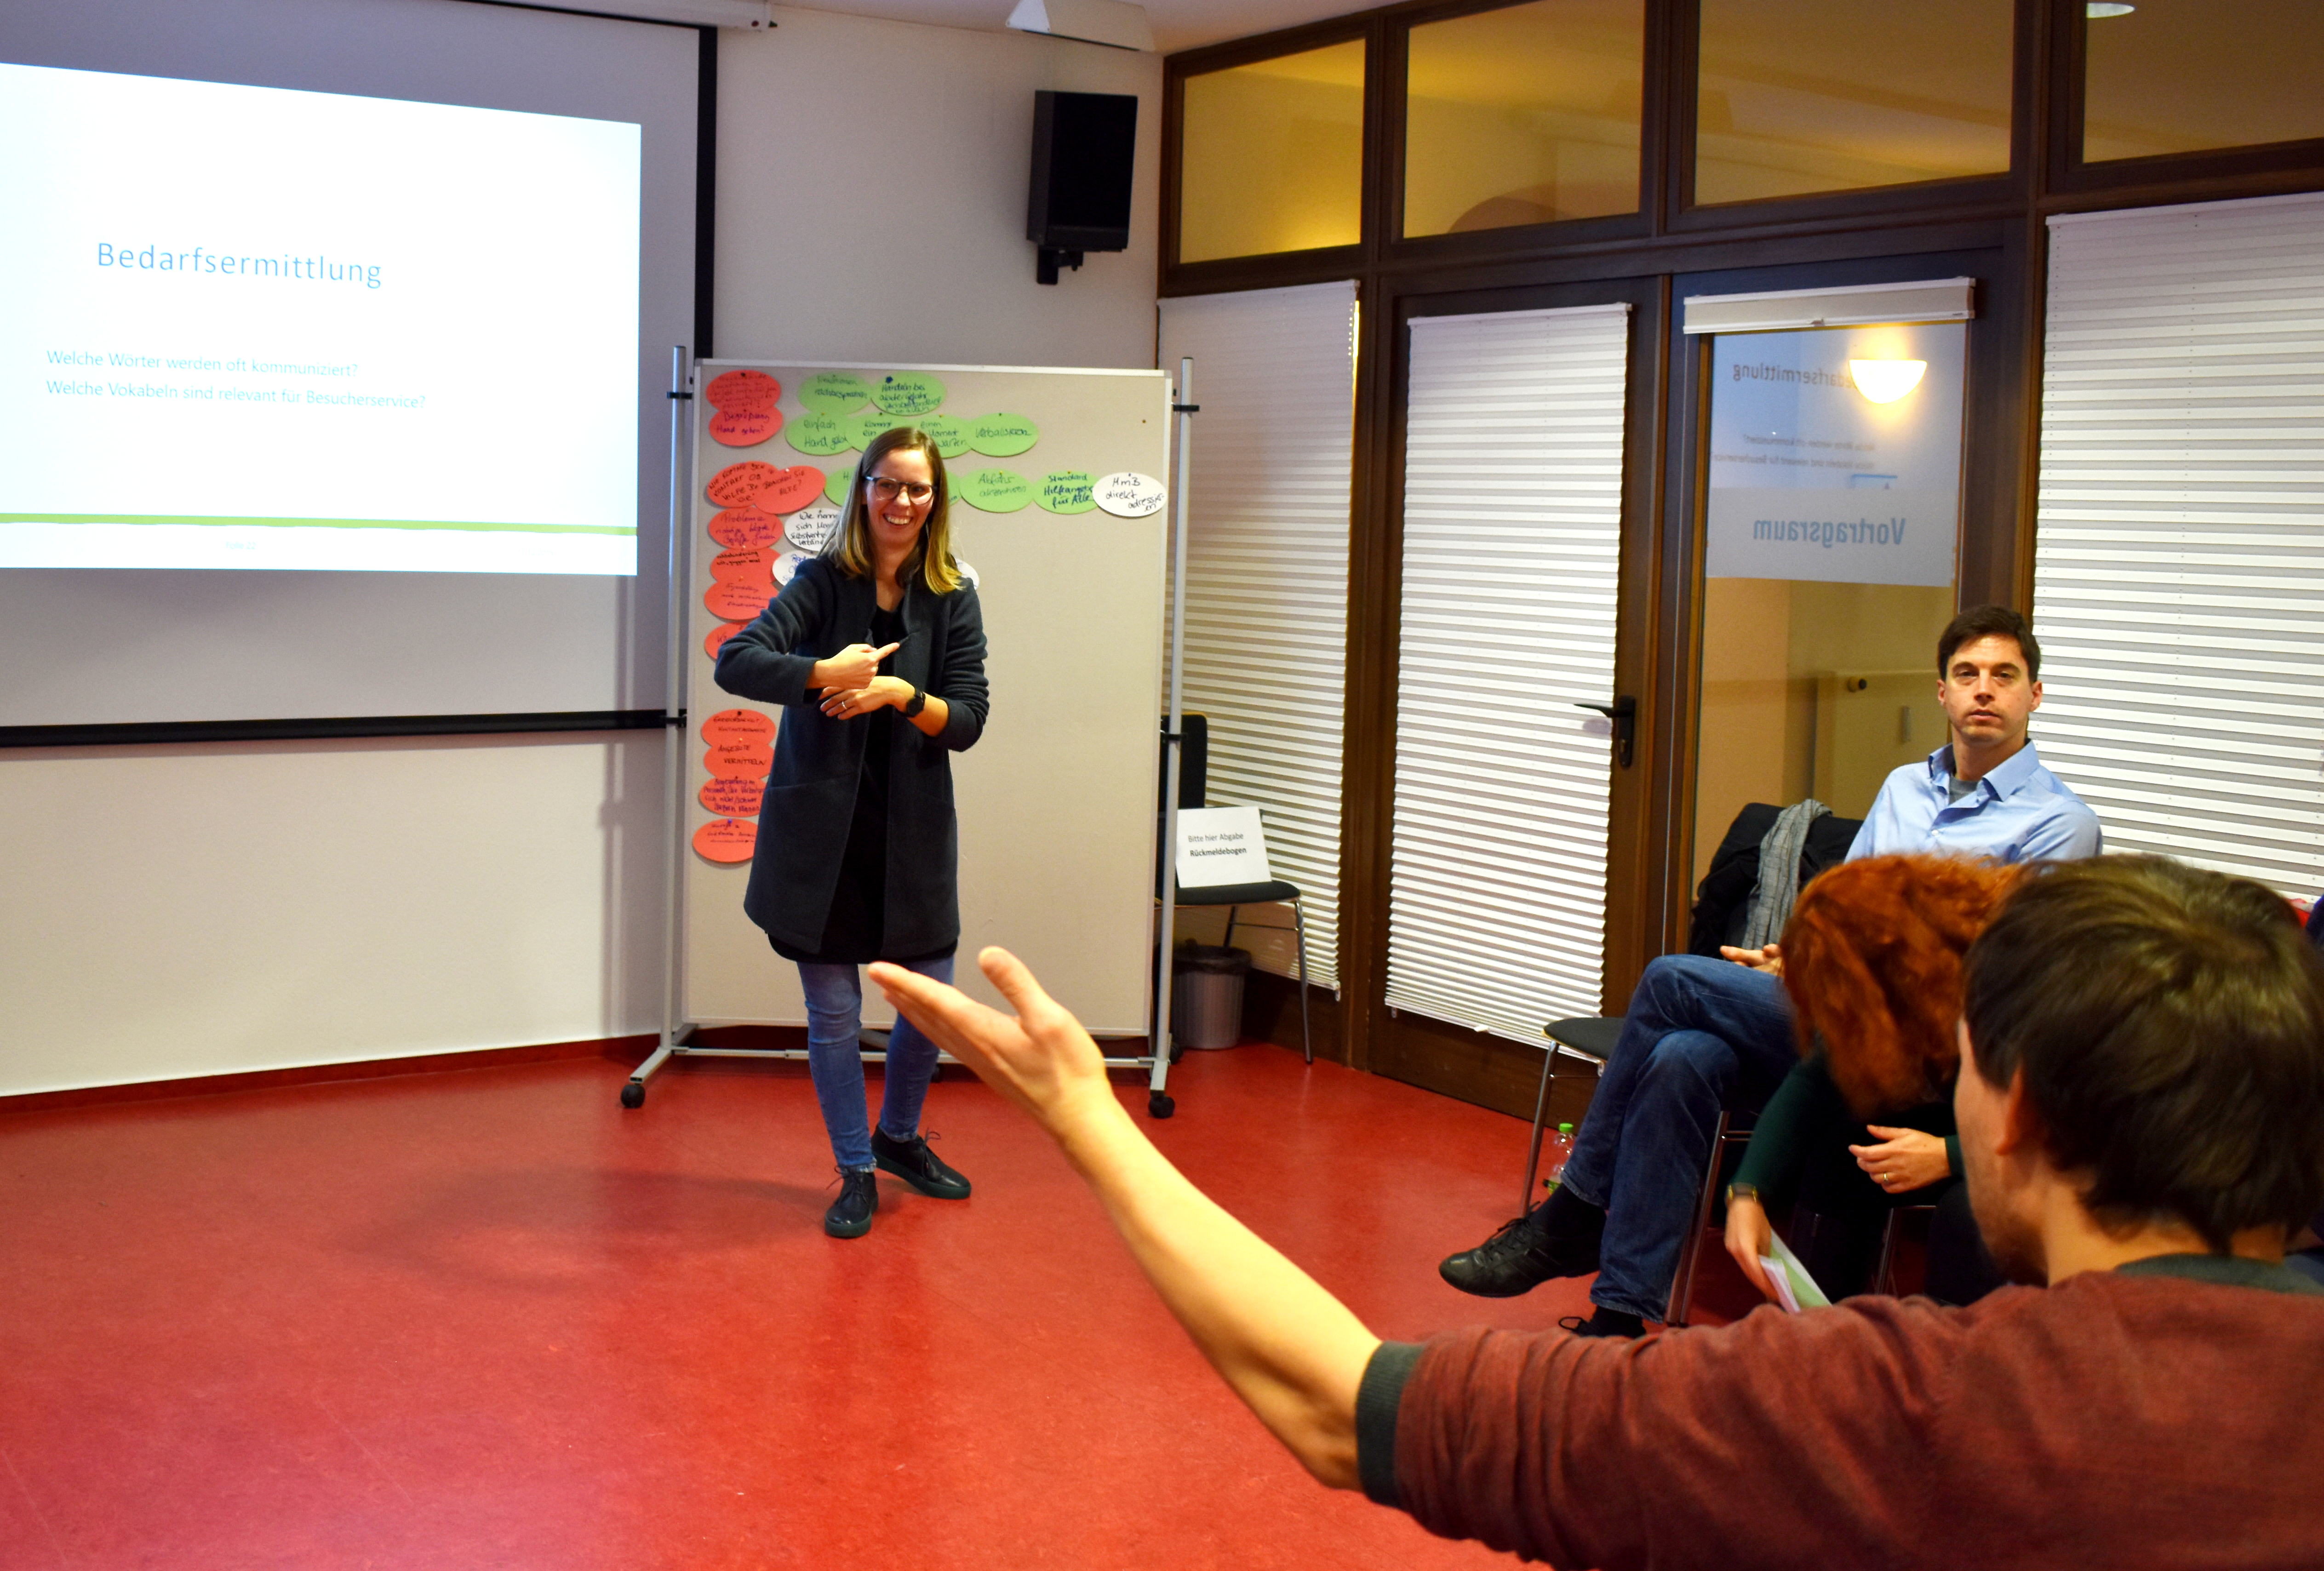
[1742,798,1832,950]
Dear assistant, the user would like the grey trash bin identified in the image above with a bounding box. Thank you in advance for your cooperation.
[1171,943,1250,1050]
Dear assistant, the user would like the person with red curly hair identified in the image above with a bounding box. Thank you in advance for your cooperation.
[1723,855,2019,1305]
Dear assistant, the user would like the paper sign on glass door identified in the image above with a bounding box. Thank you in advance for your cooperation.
[1706,321,1964,586]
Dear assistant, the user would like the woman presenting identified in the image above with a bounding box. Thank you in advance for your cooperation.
[713,426,990,1238]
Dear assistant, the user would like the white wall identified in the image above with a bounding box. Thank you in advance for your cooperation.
[718,7,1162,367]
[0,735,666,1095]
[0,4,1162,1097]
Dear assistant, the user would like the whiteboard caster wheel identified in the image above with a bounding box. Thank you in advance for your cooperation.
[619,1081,645,1109]
[1148,1092,1175,1119]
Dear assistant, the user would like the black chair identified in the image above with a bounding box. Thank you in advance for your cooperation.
[1520,802,1861,1309]
[1158,712,1313,1064]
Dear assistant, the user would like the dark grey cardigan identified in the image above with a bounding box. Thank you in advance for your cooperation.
[711,556,989,958]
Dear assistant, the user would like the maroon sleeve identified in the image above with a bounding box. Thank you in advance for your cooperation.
[1393,1299,1975,1570]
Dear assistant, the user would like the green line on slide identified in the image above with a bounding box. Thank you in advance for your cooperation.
[0,513,635,536]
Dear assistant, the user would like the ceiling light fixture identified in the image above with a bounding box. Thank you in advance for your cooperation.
[1006,0,1155,51]
[1849,359,1928,404]
[2086,3,2135,17]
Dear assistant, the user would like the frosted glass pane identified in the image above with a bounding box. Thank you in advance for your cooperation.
[1180,41,1364,263]
[1695,0,2012,206]
[2084,0,2324,163]
[1403,0,1642,238]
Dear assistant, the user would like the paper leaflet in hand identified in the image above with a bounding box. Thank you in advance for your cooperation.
[1758,1230,1832,1314]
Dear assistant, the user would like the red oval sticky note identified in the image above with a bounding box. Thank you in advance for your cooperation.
[706,506,782,550]
[705,461,781,508]
[704,620,747,660]
[703,739,772,779]
[709,408,783,447]
[704,580,775,621]
[705,369,781,415]
[759,465,826,514]
[710,547,773,587]
[699,776,764,817]
[701,708,776,745]
[693,818,758,863]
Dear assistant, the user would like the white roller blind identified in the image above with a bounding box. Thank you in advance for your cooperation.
[2033,193,2324,894]
[1158,282,1357,988]
[1388,304,1629,1038]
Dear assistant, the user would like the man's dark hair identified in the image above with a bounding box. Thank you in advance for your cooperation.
[1937,605,2041,681]
[1962,855,2324,1249]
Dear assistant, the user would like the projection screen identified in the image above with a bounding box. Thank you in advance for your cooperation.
[0,0,699,732]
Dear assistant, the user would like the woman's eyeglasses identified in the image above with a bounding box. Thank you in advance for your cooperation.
[866,477,935,504]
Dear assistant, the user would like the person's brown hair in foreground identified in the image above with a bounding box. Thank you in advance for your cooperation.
[871,855,2324,1570]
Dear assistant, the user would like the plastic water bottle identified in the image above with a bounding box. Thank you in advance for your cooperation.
[1541,1122,1576,1192]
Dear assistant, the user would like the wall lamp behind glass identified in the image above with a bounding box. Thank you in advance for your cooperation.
[1849,359,1928,403]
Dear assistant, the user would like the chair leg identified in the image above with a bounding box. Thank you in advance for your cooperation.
[1874,1211,1900,1297]
[1668,1112,1734,1329]
[1521,1043,1557,1218]
[1291,898,1312,1066]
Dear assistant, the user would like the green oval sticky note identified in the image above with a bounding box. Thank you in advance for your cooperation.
[956,468,1031,513]
[1035,470,1096,514]
[871,371,945,416]
[824,467,853,506]
[968,412,1039,457]
[785,411,852,457]
[853,412,909,450]
[797,371,874,417]
[916,414,972,458]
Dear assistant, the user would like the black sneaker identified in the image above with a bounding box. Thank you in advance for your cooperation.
[1438,1190,1603,1297]
[824,1168,878,1238]
[871,1127,971,1200]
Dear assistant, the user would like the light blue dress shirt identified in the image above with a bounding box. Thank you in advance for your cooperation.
[1846,740,2102,864]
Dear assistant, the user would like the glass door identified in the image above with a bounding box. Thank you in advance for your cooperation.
[1687,299,1971,882]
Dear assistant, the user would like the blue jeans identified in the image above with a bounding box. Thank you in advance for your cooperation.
[798,954,953,1171]
[1559,954,1797,1321]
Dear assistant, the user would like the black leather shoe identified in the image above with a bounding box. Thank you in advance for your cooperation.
[1558,1308,1646,1339]
[1438,1194,1603,1297]
[824,1168,878,1238]
[871,1127,971,1200]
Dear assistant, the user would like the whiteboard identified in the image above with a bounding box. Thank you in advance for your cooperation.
[683,361,1169,1034]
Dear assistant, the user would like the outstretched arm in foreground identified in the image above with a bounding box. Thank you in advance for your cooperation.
[869,948,1380,1489]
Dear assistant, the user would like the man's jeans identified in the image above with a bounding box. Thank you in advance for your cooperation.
[797,954,953,1171]
[1558,954,1797,1320]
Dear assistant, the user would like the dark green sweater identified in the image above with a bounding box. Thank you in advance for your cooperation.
[1731,1053,1961,1202]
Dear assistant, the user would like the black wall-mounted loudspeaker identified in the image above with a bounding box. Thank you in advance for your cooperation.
[1027,90,1137,285]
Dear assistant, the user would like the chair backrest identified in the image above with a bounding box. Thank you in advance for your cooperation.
[1155,713,1208,895]
[1685,802,1862,957]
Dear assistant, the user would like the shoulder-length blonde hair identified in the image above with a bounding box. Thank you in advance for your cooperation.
[1782,854,2024,1118]
[822,425,965,595]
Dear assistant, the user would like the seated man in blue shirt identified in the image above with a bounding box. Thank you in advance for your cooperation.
[1437,605,2103,1337]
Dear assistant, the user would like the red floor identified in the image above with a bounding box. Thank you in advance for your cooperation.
[0,1042,1615,1569]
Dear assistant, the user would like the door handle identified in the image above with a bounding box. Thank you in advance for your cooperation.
[1575,696,1637,768]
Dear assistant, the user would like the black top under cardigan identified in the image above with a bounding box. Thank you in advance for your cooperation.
[711,557,990,960]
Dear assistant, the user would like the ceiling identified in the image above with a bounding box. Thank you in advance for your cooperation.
[771,0,1364,57]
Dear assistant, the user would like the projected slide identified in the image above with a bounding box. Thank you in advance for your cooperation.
[0,63,641,575]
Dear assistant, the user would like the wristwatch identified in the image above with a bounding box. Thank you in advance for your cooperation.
[901,684,927,718]
[1725,1181,1759,1208]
